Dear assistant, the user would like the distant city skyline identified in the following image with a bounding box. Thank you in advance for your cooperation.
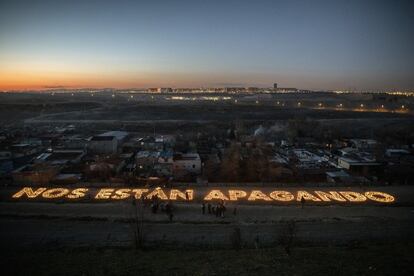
[1,0,413,91]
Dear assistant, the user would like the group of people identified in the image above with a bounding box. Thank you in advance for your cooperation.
[140,195,174,222]
[136,195,240,222]
[202,200,235,218]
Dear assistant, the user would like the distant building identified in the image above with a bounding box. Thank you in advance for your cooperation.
[34,150,85,166]
[88,131,128,154]
[276,87,298,92]
[99,131,128,144]
[338,156,382,176]
[246,87,259,92]
[349,139,377,150]
[148,87,175,93]
[326,170,351,183]
[0,156,13,176]
[10,144,40,158]
[173,153,202,176]
[88,136,117,154]
[147,88,159,93]
[271,83,298,92]
[385,149,410,158]
[12,164,59,185]
[59,135,88,150]
[224,87,246,93]
[136,151,160,172]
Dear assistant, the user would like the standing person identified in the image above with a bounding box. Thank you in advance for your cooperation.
[207,203,212,214]
[233,206,237,216]
[202,203,206,214]
[165,202,171,214]
[301,197,305,209]
[169,212,173,222]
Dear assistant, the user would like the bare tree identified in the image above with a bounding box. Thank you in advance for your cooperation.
[278,221,297,256]
[132,198,145,249]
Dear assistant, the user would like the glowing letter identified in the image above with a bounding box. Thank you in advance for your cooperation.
[228,190,247,201]
[95,189,114,199]
[248,190,272,201]
[67,188,88,199]
[365,191,394,203]
[314,191,346,202]
[339,191,366,202]
[297,191,321,202]
[204,190,229,201]
[12,187,46,199]
[42,188,70,199]
[145,187,168,200]
[132,189,149,199]
[269,191,294,201]
[112,189,132,200]
[169,189,193,200]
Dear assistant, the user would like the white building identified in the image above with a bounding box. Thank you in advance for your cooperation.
[173,153,202,175]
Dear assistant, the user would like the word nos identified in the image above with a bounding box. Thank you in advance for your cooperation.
[11,187,395,203]
[12,187,194,201]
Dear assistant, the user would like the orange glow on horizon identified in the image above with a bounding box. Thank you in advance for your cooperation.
[0,70,152,90]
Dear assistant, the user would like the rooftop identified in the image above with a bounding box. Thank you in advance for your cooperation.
[99,131,128,141]
[91,136,115,141]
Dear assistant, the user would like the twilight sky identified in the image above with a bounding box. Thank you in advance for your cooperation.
[0,0,413,90]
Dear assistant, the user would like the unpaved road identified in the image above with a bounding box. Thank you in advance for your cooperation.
[1,201,413,248]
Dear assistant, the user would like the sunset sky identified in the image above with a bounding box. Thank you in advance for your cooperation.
[1,0,413,91]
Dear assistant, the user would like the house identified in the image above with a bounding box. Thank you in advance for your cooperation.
[34,150,85,166]
[326,170,352,183]
[12,164,60,185]
[173,153,202,176]
[338,154,382,176]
